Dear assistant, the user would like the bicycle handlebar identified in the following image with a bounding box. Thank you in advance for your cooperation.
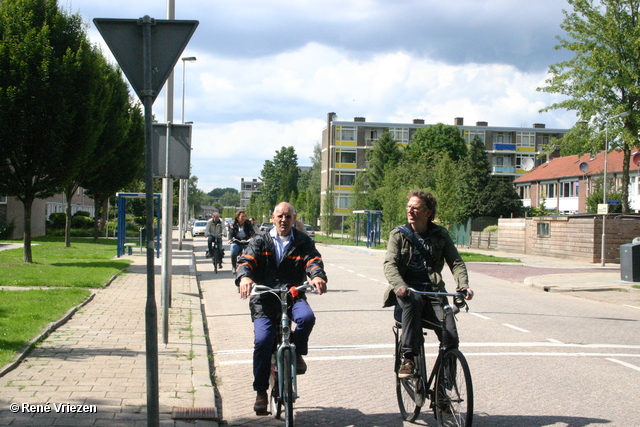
[230,238,250,244]
[406,288,468,298]
[250,281,317,297]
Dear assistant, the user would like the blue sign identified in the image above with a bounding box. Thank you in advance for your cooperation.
[607,200,621,205]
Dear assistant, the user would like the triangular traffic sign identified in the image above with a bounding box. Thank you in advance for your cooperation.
[93,17,198,103]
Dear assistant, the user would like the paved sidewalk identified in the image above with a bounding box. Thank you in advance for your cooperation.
[0,239,218,426]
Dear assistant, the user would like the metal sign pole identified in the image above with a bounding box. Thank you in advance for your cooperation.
[141,16,160,427]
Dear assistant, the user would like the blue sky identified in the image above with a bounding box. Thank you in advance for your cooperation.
[65,0,577,192]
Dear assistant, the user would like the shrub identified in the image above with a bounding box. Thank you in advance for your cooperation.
[483,225,498,233]
[73,210,91,217]
[0,219,14,239]
[49,213,66,229]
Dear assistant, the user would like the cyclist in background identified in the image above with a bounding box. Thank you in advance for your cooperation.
[383,189,474,378]
[205,212,226,268]
[228,210,255,274]
[237,202,327,414]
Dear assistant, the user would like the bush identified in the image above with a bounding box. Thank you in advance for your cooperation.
[483,225,498,233]
[49,213,66,229]
[0,219,14,239]
[71,215,94,229]
[73,210,91,217]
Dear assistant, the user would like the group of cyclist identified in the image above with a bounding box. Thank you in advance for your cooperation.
[208,189,473,415]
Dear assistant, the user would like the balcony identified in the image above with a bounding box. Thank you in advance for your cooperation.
[492,166,516,174]
[492,143,516,151]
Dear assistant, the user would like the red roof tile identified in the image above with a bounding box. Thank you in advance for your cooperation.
[513,148,640,183]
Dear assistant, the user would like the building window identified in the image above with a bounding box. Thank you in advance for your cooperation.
[334,194,352,209]
[542,183,555,199]
[336,126,356,142]
[463,130,485,145]
[493,132,511,144]
[559,181,578,198]
[335,149,357,165]
[334,171,356,187]
[516,132,536,148]
[537,222,550,236]
[517,185,531,199]
[389,127,409,145]
[0,195,6,204]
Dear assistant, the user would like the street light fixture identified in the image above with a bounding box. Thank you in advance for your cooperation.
[179,56,196,250]
[601,111,630,266]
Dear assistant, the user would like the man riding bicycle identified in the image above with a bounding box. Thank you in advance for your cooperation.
[237,202,327,415]
[205,212,226,268]
[383,189,474,378]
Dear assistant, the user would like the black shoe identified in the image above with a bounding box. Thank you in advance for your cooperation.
[296,354,307,375]
[254,391,268,415]
[218,264,223,269]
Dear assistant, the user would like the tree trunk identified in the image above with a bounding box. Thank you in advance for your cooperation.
[93,197,101,243]
[23,197,33,263]
[622,146,631,213]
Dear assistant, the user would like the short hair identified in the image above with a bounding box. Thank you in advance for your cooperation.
[407,189,437,222]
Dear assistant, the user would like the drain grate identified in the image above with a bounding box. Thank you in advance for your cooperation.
[172,407,218,420]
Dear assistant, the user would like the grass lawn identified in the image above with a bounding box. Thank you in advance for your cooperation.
[0,288,92,368]
[0,237,131,288]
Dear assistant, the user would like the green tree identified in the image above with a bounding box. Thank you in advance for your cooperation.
[538,0,640,213]
[0,0,103,261]
[208,187,238,198]
[404,123,467,165]
[220,190,240,207]
[321,185,334,236]
[260,146,299,208]
[458,137,493,219]
[433,153,463,229]
[366,132,401,196]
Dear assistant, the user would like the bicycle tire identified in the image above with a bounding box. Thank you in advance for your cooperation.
[435,349,473,427]
[269,360,282,418]
[395,331,422,421]
[212,247,218,274]
[283,348,295,427]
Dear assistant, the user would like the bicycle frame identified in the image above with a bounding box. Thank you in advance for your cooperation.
[251,282,316,423]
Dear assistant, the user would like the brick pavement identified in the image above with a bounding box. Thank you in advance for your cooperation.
[0,240,218,427]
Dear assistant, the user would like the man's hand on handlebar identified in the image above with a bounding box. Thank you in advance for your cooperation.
[395,285,410,298]
[239,277,254,299]
[309,276,327,295]
[461,288,474,300]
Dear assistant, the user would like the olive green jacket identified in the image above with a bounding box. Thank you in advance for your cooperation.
[383,222,469,307]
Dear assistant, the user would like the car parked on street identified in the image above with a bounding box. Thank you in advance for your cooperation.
[192,220,208,236]
[304,224,315,240]
[259,222,274,232]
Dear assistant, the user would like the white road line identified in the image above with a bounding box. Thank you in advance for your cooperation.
[547,339,564,344]
[470,312,490,320]
[623,304,640,310]
[218,352,640,365]
[346,269,354,273]
[357,274,366,278]
[370,278,380,282]
[606,358,640,372]
[502,324,530,333]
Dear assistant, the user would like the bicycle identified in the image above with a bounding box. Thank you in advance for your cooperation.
[250,282,317,427]
[210,236,223,274]
[394,288,473,426]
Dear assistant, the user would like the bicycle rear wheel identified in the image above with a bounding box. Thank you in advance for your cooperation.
[282,348,295,427]
[435,349,473,427]
[395,329,422,421]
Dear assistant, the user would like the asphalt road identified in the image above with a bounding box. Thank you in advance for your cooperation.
[196,239,640,427]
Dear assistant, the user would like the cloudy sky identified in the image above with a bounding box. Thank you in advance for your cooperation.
[65,0,578,193]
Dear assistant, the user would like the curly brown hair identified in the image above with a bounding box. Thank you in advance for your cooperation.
[407,189,437,222]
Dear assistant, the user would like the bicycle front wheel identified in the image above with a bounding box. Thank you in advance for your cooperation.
[282,348,295,427]
[212,248,218,274]
[435,349,473,427]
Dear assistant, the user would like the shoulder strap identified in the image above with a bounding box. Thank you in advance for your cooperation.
[397,225,435,269]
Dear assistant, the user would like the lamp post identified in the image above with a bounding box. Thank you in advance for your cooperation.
[601,111,630,266]
[178,56,196,250]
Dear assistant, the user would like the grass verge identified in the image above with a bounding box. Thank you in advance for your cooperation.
[0,237,131,288]
[0,288,92,368]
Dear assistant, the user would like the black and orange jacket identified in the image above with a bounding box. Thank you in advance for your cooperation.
[235,228,327,319]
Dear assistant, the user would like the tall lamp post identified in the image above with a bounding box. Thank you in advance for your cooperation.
[178,56,196,250]
[601,111,630,266]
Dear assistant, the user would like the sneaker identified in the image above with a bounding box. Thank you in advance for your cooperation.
[398,358,415,378]
[296,354,307,375]
[253,391,268,415]
[205,251,211,258]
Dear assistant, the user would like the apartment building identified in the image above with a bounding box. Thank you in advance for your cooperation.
[320,113,569,225]
[239,178,263,208]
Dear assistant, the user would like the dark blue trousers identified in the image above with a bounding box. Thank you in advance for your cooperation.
[252,299,315,392]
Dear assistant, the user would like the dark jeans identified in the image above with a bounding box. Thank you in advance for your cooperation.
[252,299,315,392]
[395,292,459,357]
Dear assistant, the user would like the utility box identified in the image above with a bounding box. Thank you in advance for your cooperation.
[620,243,640,282]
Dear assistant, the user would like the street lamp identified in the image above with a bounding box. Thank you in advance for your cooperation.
[601,111,630,266]
[179,56,196,250]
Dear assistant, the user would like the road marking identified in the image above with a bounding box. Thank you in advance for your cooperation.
[370,278,380,282]
[470,312,490,320]
[606,358,640,372]
[218,352,640,365]
[623,304,640,310]
[346,269,354,273]
[503,324,530,333]
[547,339,563,344]
[357,274,366,278]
